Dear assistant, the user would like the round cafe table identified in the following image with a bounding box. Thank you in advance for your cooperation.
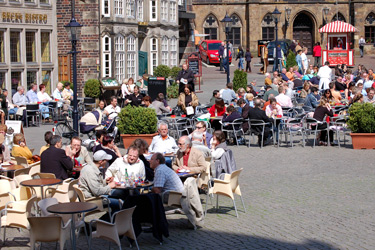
[47,202,97,250]
[20,178,63,199]
[0,165,24,177]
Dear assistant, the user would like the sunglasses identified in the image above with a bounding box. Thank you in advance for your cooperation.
[195,126,204,129]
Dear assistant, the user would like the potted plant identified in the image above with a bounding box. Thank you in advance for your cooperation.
[169,66,181,85]
[117,106,158,148]
[84,79,101,105]
[347,103,375,149]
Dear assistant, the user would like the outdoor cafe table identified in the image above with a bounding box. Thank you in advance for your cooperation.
[0,165,24,178]
[20,178,62,199]
[47,202,97,250]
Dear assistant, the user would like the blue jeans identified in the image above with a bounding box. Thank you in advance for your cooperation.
[223,57,228,72]
[238,58,244,70]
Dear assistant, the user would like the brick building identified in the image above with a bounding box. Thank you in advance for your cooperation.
[192,0,375,56]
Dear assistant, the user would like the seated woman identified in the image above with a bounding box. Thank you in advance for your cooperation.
[177,84,199,116]
[126,86,144,106]
[142,96,154,109]
[245,93,254,107]
[12,133,38,164]
[92,135,121,166]
[209,98,226,131]
[265,97,283,118]
[0,125,10,163]
[300,82,311,99]
[323,89,334,104]
[313,98,334,146]
[349,93,364,105]
[40,131,53,155]
[236,88,246,100]
[152,94,171,117]
[246,84,257,97]
[210,130,228,161]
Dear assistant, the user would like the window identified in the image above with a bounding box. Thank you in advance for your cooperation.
[115,36,125,82]
[169,1,176,22]
[126,0,135,17]
[102,36,111,78]
[40,0,49,3]
[203,15,218,40]
[331,13,346,22]
[161,37,168,66]
[42,70,51,95]
[25,0,35,3]
[27,71,37,90]
[137,0,143,20]
[204,28,217,40]
[161,1,168,21]
[127,36,136,79]
[170,37,177,67]
[102,0,110,17]
[150,38,158,74]
[0,31,4,63]
[261,14,275,40]
[115,35,125,81]
[11,71,21,95]
[115,0,123,16]
[0,72,5,90]
[365,26,375,44]
[150,0,157,21]
[10,31,21,63]
[228,27,241,46]
[41,32,50,62]
[26,32,36,62]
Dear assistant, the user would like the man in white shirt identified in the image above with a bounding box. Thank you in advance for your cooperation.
[301,47,309,74]
[104,96,121,120]
[105,146,145,182]
[148,122,178,154]
[317,61,332,90]
[53,82,64,100]
[275,86,293,108]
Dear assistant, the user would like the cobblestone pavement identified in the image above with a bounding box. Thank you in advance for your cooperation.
[2,55,375,250]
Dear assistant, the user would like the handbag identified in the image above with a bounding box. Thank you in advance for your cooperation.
[186,106,194,116]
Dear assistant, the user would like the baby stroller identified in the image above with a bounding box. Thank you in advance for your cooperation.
[80,110,119,151]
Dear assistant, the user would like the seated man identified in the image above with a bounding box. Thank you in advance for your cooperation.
[64,136,94,167]
[148,122,178,154]
[150,153,184,204]
[41,135,74,180]
[12,86,28,123]
[191,131,211,159]
[104,96,121,120]
[275,86,293,108]
[304,87,320,108]
[105,146,145,182]
[190,121,213,148]
[62,82,74,104]
[262,85,278,102]
[26,83,50,122]
[329,81,342,102]
[172,136,206,174]
[248,98,273,146]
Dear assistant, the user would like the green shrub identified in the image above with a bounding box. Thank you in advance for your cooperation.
[347,103,375,133]
[61,80,73,90]
[153,65,171,78]
[286,50,297,70]
[84,79,101,98]
[117,106,158,134]
[167,82,179,99]
[233,69,247,92]
[170,66,181,79]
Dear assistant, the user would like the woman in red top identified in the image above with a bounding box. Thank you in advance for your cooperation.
[313,42,322,68]
[209,98,226,131]
[209,98,226,117]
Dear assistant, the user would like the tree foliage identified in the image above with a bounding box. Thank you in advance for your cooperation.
[233,69,248,92]
[117,106,158,134]
[347,103,375,133]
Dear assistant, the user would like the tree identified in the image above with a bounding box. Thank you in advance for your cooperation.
[286,50,297,70]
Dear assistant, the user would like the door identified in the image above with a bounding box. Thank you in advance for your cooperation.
[293,13,314,54]
[58,55,71,82]
[293,30,312,53]
[138,51,148,77]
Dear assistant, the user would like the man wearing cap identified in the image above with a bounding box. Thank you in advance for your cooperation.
[79,150,122,212]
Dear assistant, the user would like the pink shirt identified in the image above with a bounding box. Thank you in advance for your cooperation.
[275,93,293,108]
[265,104,283,118]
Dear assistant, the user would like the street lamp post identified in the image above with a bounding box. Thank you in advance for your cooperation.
[323,7,330,25]
[272,7,281,73]
[64,0,82,136]
[221,13,233,84]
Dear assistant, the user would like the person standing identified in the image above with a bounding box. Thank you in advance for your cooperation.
[176,64,195,94]
[236,46,245,71]
[245,48,252,73]
[261,45,268,74]
[359,36,366,58]
[313,42,322,67]
[301,47,309,74]
[218,42,224,71]
[317,61,332,90]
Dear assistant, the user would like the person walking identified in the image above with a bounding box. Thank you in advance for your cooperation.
[245,48,252,73]
[236,46,245,71]
[218,42,224,71]
[359,36,366,58]
[313,42,322,67]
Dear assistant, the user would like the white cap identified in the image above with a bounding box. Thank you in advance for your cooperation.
[93,150,112,161]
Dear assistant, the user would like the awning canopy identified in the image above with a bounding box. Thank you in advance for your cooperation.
[319,21,358,33]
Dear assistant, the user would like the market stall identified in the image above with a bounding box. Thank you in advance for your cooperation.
[318,21,358,66]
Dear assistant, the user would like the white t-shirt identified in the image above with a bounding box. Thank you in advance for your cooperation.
[104,105,121,119]
[37,92,52,102]
[105,156,145,182]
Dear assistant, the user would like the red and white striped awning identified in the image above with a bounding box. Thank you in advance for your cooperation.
[319,21,358,33]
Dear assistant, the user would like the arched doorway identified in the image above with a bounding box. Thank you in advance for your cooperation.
[293,12,314,54]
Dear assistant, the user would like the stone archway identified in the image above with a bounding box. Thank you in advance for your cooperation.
[293,12,315,54]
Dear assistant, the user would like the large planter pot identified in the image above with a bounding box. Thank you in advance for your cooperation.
[121,133,158,149]
[350,133,375,149]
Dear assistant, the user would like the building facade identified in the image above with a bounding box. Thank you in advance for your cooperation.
[0,0,58,97]
[192,0,375,55]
